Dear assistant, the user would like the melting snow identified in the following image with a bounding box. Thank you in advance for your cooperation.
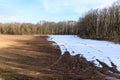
[48,35,120,70]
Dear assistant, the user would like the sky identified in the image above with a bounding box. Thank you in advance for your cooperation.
[0,0,117,23]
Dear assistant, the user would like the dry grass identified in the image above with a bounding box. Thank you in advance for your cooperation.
[0,35,61,80]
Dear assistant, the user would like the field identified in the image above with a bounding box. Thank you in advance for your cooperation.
[0,35,120,80]
[0,35,61,80]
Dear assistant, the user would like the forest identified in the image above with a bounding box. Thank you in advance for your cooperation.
[76,0,120,42]
[0,21,77,35]
[0,0,120,42]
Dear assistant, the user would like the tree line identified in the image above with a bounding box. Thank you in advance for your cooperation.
[0,21,77,35]
[0,0,119,43]
[76,0,120,42]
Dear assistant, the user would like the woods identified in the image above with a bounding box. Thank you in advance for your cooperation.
[0,21,77,35]
[76,0,120,42]
[0,0,119,43]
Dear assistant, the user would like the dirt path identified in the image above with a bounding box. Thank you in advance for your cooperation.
[0,35,61,80]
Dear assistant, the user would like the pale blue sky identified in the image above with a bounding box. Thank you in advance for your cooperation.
[0,0,117,23]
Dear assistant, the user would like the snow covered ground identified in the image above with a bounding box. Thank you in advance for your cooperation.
[48,35,120,70]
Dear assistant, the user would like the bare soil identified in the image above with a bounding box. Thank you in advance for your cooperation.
[0,35,61,80]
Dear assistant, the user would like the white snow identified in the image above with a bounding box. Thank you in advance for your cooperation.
[48,35,120,70]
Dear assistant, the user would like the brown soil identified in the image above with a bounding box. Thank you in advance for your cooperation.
[0,35,61,80]
[49,51,105,80]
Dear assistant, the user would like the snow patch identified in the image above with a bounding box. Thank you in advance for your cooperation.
[48,35,120,70]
